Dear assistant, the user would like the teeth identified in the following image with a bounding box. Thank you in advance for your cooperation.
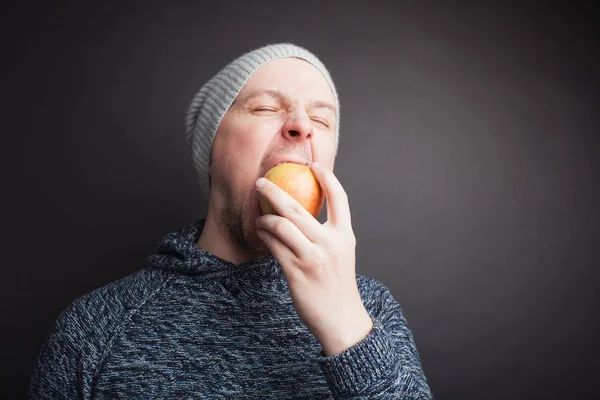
[274,161,309,167]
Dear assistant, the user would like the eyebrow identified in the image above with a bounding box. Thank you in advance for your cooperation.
[241,89,336,114]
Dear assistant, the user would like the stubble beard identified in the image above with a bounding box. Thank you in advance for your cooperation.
[217,181,269,259]
[219,198,248,250]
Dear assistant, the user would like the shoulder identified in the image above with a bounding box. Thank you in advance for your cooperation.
[29,268,173,397]
[49,267,171,361]
[57,267,170,338]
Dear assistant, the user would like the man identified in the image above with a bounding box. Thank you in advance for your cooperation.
[29,43,433,399]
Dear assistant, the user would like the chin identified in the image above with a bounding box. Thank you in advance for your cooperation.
[254,239,271,255]
[245,224,269,253]
[241,206,269,255]
[242,233,271,260]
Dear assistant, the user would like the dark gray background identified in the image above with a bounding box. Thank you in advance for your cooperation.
[3,1,599,399]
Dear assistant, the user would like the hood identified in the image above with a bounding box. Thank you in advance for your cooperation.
[143,219,279,278]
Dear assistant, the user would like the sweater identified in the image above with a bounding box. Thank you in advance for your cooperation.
[28,219,433,399]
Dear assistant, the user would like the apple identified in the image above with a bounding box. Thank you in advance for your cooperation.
[259,162,325,218]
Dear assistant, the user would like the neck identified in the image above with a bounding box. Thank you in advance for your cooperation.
[197,201,269,266]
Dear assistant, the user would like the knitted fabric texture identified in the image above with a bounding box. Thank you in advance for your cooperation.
[185,43,340,198]
[28,219,433,399]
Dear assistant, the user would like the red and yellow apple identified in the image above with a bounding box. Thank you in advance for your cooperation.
[259,162,324,218]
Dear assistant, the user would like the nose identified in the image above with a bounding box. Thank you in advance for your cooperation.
[282,109,313,142]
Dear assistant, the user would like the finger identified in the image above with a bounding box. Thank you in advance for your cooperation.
[255,226,297,269]
[256,214,313,259]
[309,163,352,229]
[256,178,328,244]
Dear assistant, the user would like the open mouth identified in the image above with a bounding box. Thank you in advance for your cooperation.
[267,161,311,174]
[279,161,310,166]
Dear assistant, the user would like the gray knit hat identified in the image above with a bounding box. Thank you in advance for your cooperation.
[185,43,340,198]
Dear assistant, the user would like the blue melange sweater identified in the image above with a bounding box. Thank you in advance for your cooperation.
[29,219,433,399]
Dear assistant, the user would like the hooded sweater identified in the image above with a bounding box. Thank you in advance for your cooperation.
[28,219,433,399]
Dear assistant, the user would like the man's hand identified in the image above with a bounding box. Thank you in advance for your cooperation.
[255,162,373,356]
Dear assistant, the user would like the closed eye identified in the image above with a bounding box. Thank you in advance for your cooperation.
[254,107,278,113]
[311,118,330,128]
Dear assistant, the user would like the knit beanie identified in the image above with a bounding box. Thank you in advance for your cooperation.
[185,43,340,198]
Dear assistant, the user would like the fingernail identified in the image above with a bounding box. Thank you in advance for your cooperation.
[312,162,322,168]
[256,178,267,189]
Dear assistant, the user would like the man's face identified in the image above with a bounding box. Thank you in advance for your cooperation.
[208,58,337,254]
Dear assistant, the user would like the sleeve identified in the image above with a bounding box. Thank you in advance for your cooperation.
[27,301,99,400]
[317,279,434,399]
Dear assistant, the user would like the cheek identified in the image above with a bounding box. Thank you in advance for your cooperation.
[215,114,255,154]
[212,119,272,178]
[233,124,272,159]
[311,136,337,168]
